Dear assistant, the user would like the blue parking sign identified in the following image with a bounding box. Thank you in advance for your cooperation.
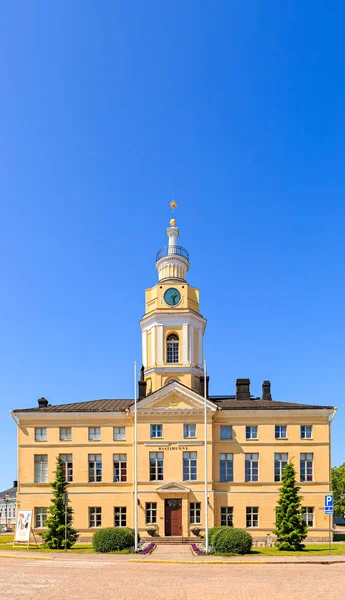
[325,494,333,514]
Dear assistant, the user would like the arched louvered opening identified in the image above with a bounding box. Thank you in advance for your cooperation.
[166,333,179,363]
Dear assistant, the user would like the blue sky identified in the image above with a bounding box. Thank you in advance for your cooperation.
[0,1,344,489]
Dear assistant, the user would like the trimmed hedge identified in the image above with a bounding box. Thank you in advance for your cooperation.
[92,527,136,553]
[212,528,253,555]
[208,526,228,545]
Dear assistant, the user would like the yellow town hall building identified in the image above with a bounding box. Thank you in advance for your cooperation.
[12,214,336,541]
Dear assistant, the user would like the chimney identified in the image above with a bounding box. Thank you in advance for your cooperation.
[200,375,210,398]
[236,379,250,400]
[262,380,272,401]
[37,397,48,408]
[138,365,147,399]
[13,481,18,489]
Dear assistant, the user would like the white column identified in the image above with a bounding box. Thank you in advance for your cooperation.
[142,330,147,368]
[189,324,194,365]
[182,323,188,364]
[151,326,156,366]
[198,326,203,367]
[157,325,163,364]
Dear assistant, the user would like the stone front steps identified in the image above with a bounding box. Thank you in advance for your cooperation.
[142,536,200,545]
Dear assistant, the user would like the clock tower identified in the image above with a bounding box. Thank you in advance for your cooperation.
[140,209,207,394]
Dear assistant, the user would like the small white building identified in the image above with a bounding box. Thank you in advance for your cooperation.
[0,481,17,526]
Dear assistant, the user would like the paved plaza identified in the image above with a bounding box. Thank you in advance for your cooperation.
[0,552,345,600]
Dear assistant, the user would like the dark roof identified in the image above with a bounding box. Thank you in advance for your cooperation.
[210,397,333,410]
[14,394,333,413]
[14,399,134,413]
[0,485,17,499]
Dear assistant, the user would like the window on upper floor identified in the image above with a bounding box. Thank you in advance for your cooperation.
[149,452,164,481]
[88,454,102,482]
[300,453,313,482]
[114,454,127,482]
[221,507,233,527]
[301,425,313,439]
[302,507,314,527]
[220,454,234,482]
[245,454,259,482]
[246,426,258,440]
[114,427,126,441]
[60,454,73,483]
[183,452,197,481]
[60,427,72,441]
[184,424,196,438]
[166,333,179,363]
[220,426,232,440]
[274,453,288,482]
[150,424,163,438]
[275,425,287,439]
[35,428,47,442]
[89,427,101,441]
[34,455,48,483]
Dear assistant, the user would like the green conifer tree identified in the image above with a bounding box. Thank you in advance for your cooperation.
[273,461,308,551]
[41,457,78,549]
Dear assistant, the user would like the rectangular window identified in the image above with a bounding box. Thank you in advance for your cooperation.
[184,424,196,438]
[302,507,314,527]
[275,425,287,439]
[113,454,127,482]
[220,425,232,440]
[34,455,48,483]
[149,452,164,481]
[114,507,127,527]
[246,507,259,528]
[89,454,102,482]
[89,507,102,528]
[189,502,201,524]
[300,453,313,482]
[60,454,73,483]
[146,502,157,524]
[35,428,47,441]
[150,424,163,438]
[60,427,72,441]
[245,454,259,482]
[245,426,258,440]
[89,427,101,441]
[219,453,234,482]
[114,427,126,441]
[301,425,312,439]
[183,452,197,481]
[34,507,48,528]
[274,453,288,482]
[221,507,234,527]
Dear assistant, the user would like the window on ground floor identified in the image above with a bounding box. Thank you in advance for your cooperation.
[89,507,102,528]
[302,507,314,527]
[246,507,259,528]
[34,507,48,529]
[145,502,157,524]
[220,507,234,527]
[114,507,127,527]
[189,502,201,524]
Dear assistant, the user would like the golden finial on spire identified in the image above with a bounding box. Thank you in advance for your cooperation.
[169,200,177,226]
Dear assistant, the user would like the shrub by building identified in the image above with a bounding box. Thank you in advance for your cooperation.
[92,527,135,553]
[212,528,253,555]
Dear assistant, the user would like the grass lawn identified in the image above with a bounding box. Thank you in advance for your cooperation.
[0,534,132,553]
[249,544,345,556]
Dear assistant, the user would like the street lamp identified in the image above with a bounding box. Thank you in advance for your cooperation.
[3,494,11,527]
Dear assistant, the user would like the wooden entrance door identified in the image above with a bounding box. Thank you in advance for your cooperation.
[165,499,182,536]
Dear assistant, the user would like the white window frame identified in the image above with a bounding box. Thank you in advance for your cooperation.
[189,502,201,524]
[302,507,314,527]
[35,428,47,442]
[245,426,258,440]
[166,334,179,364]
[89,507,101,528]
[59,454,73,482]
[246,506,259,528]
[183,451,197,481]
[149,452,164,481]
[275,425,287,439]
[220,425,232,440]
[114,507,127,527]
[184,424,196,438]
[300,453,313,482]
[145,502,157,524]
[89,427,101,441]
[219,453,234,482]
[221,507,234,527]
[301,425,313,439]
[150,424,163,438]
[60,427,72,441]
[88,454,102,482]
[34,507,48,528]
[113,454,127,482]
[274,453,288,482]
[245,454,259,482]
[114,427,126,441]
[34,455,48,483]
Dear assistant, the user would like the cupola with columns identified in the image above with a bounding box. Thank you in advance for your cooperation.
[140,203,207,395]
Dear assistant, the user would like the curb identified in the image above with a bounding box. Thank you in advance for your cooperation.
[128,558,345,565]
[0,553,52,561]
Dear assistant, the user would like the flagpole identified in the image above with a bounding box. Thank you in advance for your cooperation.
[204,360,209,553]
[134,361,138,551]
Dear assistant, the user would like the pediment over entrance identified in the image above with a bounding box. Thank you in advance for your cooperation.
[156,481,191,493]
[132,381,216,413]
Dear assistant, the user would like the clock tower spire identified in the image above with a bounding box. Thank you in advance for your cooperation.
[140,203,207,395]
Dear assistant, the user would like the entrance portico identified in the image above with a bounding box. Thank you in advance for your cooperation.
[156,482,192,537]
